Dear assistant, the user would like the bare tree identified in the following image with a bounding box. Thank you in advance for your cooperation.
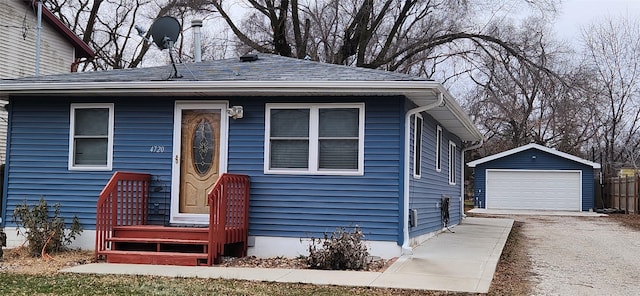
[582,16,640,176]
[212,0,558,76]
[45,0,216,70]
[466,18,597,157]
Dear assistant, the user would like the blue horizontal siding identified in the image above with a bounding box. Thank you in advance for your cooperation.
[408,110,462,238]
[473,148,595,211]
[3,97,174,228]
[228,96,402,242]
[3,95,404,243]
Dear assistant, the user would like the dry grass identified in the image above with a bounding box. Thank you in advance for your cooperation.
[0,247,92,274]
[487,221,531,295]
[607,213,640,230]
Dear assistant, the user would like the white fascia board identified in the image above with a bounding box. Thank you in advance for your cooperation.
[424,83,483,142]
[467,143,601,169]
[1,79,482,142]
[0,81,434,96]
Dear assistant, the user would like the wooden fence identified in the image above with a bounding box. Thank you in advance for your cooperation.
[606,175,640,214]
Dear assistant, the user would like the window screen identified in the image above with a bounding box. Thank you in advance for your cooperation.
[74,108,109,165]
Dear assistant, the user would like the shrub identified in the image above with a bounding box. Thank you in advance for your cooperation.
[12,197,83,257]
[306,226,369,270]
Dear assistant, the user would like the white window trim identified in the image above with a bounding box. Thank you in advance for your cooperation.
[449,140,456,185]
[436,125,442,172]
[264,103,365,176]
[68,103,114,171]
[413,114,423,179]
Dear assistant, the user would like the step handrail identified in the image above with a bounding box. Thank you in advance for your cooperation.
[207,173,250,265]
[95,172,151,261]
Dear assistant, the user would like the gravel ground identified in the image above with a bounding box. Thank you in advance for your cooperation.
[520,215,640,296]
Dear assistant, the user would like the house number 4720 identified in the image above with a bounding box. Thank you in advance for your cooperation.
[150,146,165,153]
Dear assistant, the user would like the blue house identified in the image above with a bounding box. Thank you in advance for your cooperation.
[467,143,601,212]
[0,54,482,264]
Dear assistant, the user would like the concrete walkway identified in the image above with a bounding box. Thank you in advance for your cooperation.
[61,217,513,293]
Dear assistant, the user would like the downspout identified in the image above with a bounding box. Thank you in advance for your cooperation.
[401,92,443,254]
[0,102,8,258]
[461,139,483,219]
[35,0,43,76]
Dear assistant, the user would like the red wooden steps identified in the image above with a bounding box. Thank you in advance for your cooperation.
[103,225,212,266]
[101,250,209,266]
[107,237,208,244]
[112,225,209,240]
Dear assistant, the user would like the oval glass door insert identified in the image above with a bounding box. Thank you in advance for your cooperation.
[193,119,214,175]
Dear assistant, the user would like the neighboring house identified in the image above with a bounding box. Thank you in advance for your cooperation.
[0,54,482,261]
[0,0,93,230]
[0,0,94,164]
[468,143,601,212]
[1,0,94,78]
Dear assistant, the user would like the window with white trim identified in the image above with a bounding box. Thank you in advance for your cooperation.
[436,125,442,172]
[413,114,423,178]
[265,103,364,175]
[69,103,114,170]
[449,141,456,185]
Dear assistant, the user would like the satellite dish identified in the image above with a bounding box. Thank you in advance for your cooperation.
[150,16,181,50]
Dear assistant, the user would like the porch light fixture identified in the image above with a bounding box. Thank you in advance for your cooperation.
[227,106,244,119]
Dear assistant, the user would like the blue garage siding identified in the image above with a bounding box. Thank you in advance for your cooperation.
[227,96,403,242]
[3,97,174,228]
[473,148,595,211]
[408,111,462,238]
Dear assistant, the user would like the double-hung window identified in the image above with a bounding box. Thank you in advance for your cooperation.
[265,103,364,175]
[69,103,114,170]
[449,141,456,185]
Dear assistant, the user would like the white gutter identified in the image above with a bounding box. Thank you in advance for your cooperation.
[401,92,443,254]
[460,139,483,218]
[0,80,434,93]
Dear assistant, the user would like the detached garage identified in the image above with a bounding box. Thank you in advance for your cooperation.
[468,144,601,211]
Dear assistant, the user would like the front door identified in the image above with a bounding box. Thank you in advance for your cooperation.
[171,102,228,224]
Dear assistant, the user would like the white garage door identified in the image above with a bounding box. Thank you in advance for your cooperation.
[486,170,581,211]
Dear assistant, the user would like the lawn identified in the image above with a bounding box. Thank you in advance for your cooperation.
[0,273,469,296]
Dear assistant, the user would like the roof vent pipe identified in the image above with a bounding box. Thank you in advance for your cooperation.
[240,54,259,62]
[191,19,203,63]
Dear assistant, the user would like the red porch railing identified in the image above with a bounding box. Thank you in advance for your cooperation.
[207,173,250,265]
[94,172,151,261]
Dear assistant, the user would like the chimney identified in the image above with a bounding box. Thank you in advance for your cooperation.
[191,19,203,63]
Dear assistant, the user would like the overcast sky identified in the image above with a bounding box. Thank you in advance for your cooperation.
[553,0,640,41]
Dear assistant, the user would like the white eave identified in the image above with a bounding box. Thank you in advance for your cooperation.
[467,143,601,169]
[0,80,483,141]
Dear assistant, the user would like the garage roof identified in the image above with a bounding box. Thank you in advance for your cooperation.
[467,143,601,169]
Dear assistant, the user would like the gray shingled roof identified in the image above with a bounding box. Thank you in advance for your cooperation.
[0,54,483,142]
[1,54,427,83]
